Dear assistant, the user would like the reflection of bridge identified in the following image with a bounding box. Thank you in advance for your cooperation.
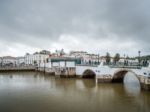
[76,63,150,91]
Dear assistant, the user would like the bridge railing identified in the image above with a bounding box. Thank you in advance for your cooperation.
[103,62,149,68]
[76,64,98,67]
[108,65,141,69]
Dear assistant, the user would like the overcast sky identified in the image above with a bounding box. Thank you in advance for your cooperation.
[0,0,150,57]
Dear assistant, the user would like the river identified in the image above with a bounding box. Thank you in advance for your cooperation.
[0,72,150,112]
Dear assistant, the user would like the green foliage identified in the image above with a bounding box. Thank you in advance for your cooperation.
[135,55,150,60]
[33,60,37,64]
[106,52,111,64]
[113,53,120,63]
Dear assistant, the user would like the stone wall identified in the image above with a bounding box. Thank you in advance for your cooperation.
[139,75,150,90]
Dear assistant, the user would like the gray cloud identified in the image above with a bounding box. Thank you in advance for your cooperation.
[0,0,150,56]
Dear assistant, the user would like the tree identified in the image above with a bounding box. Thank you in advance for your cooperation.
[113,53,120,64]
[33,60,37,66]
[126,55,130,59]
[106,52,111,64]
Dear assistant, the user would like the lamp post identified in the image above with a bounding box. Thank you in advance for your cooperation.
[124,54,125,66]
[138,51,141,66]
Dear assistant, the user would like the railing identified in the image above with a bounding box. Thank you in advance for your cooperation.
[76,62,149,69]
[108,65,141,69]
[76,64,98,67]
[103,62,149,69]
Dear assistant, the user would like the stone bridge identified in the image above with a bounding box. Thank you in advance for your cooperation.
[76,64,150,90]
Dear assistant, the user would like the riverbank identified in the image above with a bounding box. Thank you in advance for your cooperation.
[0,66,36,72]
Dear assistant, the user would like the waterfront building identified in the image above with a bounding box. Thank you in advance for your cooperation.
[82,53,99,65]
[118,58,139,66]
[69,51,88,58]
[44,57,82,76]
[39,50,51,55]
[15,57,25,66]
[25,50,50,66]
[48,57,82,66]
[69,51,99,65]
[0,56,16,67]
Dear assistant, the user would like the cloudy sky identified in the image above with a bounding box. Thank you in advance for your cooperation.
[0,0,150,57]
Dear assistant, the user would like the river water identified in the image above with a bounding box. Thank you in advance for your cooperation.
[0,72,150,112]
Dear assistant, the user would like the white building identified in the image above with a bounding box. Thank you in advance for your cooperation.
[69,51,99,65]
[25,53,50,66]
[49,57,76,68]
[1,56,16,66]
[69,51,87,58]
[16,57,25,66]
[82,54,99,64]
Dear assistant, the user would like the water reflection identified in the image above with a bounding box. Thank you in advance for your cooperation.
[124,72,141,95]
[0,72,150,112]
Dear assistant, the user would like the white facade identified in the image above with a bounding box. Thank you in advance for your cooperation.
[119,58,138,63]
[0,56,26,67]
[69,51,87,57]
[1,56,16,66]
[118,58,139,66]
[82,54,99,64]
[50,61,75,68]
[39,60,75,68]
[25,54,49,66]
[16,57,25,66]
[69,51,99,64]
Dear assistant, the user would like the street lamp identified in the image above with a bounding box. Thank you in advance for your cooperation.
[138,51,141,66]
[124,54,125,66]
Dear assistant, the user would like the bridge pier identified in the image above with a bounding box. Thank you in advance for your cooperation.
[96,74,150,91]
[96,75,112,83]
[54,67,76,78]
[139,76,150,90]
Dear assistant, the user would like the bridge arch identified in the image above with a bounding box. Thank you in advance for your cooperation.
[82,69,96,78]
[112,69,139,83]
